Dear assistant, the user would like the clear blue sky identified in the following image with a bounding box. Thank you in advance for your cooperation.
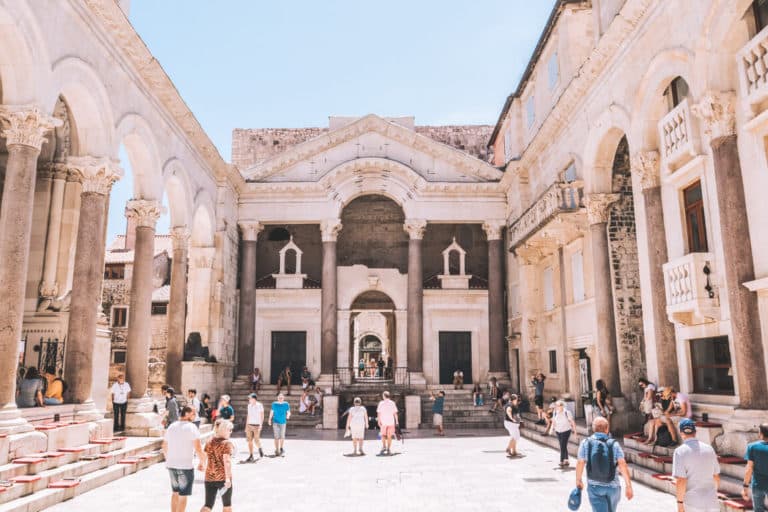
[106,0,555,245]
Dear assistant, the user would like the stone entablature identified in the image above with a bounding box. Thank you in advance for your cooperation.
[508,180,584,249]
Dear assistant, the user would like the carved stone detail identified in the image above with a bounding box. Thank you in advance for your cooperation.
[482,220,506,241]
[631,151,661,190]
[691,91,736,141]
[508,181,584,248]
[125,199,163,229]
[67,156,123,195]
[320,219,343,242]
[170,227,191,251]
[584,194,620,225]
[238,221,263,242]
[403,219,428,240]
[0,106,62,150]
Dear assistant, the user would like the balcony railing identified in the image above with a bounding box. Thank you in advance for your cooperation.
[658,98,697,169]
[332,366,411,392]
[509,180,584,249]
[663,252,719,326]
[738,25,768,109]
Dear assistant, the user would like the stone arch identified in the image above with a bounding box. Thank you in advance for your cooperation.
[582,104,633,193]
[338,279,407,312]
[349,291,397,373]
[115,113,163,200]
[190,195,215,248]
[161,159,193,229]
[698,0,754,93]
[0,3,48,105]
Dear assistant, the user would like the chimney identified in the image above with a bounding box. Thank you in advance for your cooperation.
[124,214,137,250]
[116,0,131,17]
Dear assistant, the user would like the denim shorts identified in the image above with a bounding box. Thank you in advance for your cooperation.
[273,422,287,439]
[167,468,194,496]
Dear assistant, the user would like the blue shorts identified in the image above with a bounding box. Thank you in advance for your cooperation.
[168,468,194,496]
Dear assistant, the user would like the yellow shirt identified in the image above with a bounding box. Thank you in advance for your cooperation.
[45,377,63,400]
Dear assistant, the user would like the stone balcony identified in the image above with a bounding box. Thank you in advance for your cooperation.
[658,98,698,170]
[662,252,719,326]
[738,25,768,113]
[509,180,585,254]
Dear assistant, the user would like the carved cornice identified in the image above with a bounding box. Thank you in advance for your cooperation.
[125,199,163,229]
[404,219,428,240]
[482,220,506,241]
[238,221,263,242]
[67,156,123,195]
[170,227,191,251]
[0,106,61,150]
[320,219,343,242]
[691,91,736,141]
[631,151,661,190]
[584,193,620,225]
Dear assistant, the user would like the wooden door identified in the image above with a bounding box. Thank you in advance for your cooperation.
[438,332,472,385]
[270,332,307,385]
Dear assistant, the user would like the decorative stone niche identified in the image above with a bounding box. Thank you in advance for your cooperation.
[438,237,471,289]
[272,236,307,289]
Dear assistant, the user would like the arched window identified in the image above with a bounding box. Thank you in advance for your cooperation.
[663,77,689,111]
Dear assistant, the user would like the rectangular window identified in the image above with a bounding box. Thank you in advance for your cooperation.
[112,307,128,328]
[526,95,535,128]
[571,251,585,302]
[683,180,708,252]
[755,0,768,32]
[549,350,557,374]
[112,350,126,365]
[547,52,559,90]
[690,336,734,395]
[104,264,125,280]
[151,303,168,315]
[543,267,554,311]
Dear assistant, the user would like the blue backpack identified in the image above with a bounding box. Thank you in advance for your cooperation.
[586,437,616,483]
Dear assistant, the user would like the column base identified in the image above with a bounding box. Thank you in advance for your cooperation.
[315,374,335,393]
[599,397,643,436]
[405,395,422,429]
[407,372,427,387]
[73,401,104,422]
[124,398,163,437]
[0,404,33,434]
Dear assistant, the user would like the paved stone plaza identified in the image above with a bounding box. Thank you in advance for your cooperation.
[49,432,670,512]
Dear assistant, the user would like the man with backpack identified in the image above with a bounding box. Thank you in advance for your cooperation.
[576,416,634,511]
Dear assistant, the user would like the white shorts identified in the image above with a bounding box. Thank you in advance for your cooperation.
[350,424,365,439]
[504,421,521,440]
[433,413,443,427]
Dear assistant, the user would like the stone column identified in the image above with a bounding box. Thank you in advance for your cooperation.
[585,193,622,396]
[38,164,69,302]
[632,151,679,389]
[693,92,768,409]
[236,222,262,376]
[64,156,122,417]
[124,200,163,398]
[165,227,190,390]
[320,219,342,376]
[0,107,60,433]
[483,220,507,376]
[404,219,427,376]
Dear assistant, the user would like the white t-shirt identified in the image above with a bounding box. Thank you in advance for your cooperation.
[553,409,573,433]
[189,397,201,421]
[110,382,131,404]
[675,392,692,418]
[348,406,367,428]
[247,402,264,425]
[164,421,199,470]
[376,399,398,427]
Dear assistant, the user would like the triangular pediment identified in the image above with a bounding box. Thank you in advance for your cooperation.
[242,114,503,183]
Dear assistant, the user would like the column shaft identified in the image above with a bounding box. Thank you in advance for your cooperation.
[407,238,423,373]
[237,239,257,375]
[488,238,506,372]
[165,230,189,390]
[321,241,337,373]
[40,169,67,297]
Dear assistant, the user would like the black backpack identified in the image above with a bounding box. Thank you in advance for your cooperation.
[586,437,616,483]
[655,425,675,447]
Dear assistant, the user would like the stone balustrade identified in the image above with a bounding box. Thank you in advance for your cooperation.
[508,180,584,249]
[738,25,768,110]
[658,98,697,169]
[662,252,719,325]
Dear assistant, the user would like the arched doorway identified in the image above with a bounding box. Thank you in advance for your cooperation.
[350,291,396,381]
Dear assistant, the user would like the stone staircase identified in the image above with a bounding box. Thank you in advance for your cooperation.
[419,388,505,430]
[229,379,323,430]
[519,414,756,511]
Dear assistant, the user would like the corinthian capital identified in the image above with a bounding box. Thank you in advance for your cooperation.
[584,193,620,225]
[691,91,736,141]
[67,156,123,195]
[170,226,191,251]
[403,219,427,240]
[320,219,343,242]
[0,105,62,150]
[631,151,661,190]
[482,220,506,241]
[239,221,263,242]
[125,199,164,229]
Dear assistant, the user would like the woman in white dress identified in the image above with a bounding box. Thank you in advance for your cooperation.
[345,397,369,456]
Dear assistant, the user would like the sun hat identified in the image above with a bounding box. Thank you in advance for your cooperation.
[568,487,582,510]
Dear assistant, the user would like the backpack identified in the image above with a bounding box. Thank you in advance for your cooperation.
[586,437,616,483]
[655,425,675,447]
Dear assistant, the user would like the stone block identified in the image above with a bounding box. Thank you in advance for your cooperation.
[8,431,47,459]
[405,396,421,430]
[322,395,338,429]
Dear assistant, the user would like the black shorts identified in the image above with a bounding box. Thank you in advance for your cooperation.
[204,481,232,508]
[535,395,544,408]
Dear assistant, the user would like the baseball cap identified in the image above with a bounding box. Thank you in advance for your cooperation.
[679,418,696,434]
[568,487,582,510]
[248,393,258,399]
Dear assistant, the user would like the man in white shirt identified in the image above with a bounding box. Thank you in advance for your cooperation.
[187,389,201,428]
[376,391,399,456]
[245,393,264,462]
[672,419,720,512]
[162,406,206,512]
[110,374,131,432]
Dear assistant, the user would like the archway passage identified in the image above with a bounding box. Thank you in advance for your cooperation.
[350,291,396,381]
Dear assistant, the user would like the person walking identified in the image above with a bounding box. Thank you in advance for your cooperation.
[345,397,368,456]
[110,374,131,432]
[743,423,768,512]
[164,387,179,429]
[504,394,522,458]
[671,419,720,512]
[187,389,201,429]
[201,419,235,512]
[553,400,577,467]
[269,393,291,456]
[244,393,264,462]
[594,379,614,433]
[376,391,399,456]
[576,416,633,511]
[429,390,446,436]
[162,406,205,512]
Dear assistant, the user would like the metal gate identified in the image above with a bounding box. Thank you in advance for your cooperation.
[34,337,66,375]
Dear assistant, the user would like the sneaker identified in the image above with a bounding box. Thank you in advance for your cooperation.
[274,451,280,457]
[258,448,264,458]
[379,449,387,456]
[245,455,255,463]
[359,451,366,456]
[280,448,285,456]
